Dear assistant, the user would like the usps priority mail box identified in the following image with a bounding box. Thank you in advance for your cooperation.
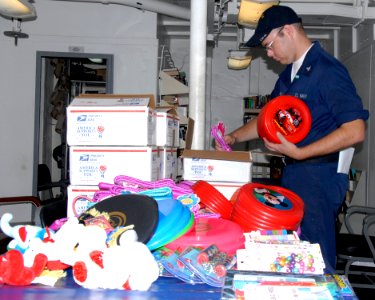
[160,147,178,180]
[67,185,99,218]
[67,94,155,146]
[182,150,252,183]
[69,146,161,185]
[155,107,180,147]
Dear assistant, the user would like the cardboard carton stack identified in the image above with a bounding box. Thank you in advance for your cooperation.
[66,94,179,218]
[158,68,190,177]
[154,106,180,180]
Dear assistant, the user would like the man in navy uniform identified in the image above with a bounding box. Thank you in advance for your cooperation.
[216,5,369,273]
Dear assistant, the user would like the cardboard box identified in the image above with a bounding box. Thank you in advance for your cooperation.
[155,107,180,147]
[66,94,155,146]
[160,147,178,180]
[69,146,161,185]
[176,106,189,125]
[182,149,253,183]
[207,181,245,201]
[160,95,189,107]
[67,185,99,218]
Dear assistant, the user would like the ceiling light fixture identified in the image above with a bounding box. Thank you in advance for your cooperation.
[238,0,279,27]
[0,0,36,46]
[227,50,252,70]
[0,0,36,19]
[4,18,28,46]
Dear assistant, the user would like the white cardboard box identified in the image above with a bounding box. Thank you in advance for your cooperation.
[207,181,246,201]
[69,146,161,185]
[182,149,253,183]
[67,185,99,218]
[160,147,178,180]
[155,107,179,147]
[66,94,155,146]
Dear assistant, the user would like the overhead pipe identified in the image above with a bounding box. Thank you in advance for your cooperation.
[353,0,368,27]
[51,0,190,20]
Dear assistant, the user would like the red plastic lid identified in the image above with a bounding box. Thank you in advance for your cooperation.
[257,95,311,144]
[233,183,303,217]
[192,180,233,219]
[230,183,304,232]
[232,208,301,229]
[231,205,299,231]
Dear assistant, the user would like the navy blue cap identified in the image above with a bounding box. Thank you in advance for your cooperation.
[245,5,302,47]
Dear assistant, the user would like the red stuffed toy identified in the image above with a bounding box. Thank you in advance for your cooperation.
[0,249,48,286]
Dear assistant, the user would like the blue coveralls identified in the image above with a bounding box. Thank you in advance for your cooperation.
[270,42,369,272]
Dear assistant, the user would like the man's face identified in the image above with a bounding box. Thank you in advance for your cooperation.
[261,26,294,65]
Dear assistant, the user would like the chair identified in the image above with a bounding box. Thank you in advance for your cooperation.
[336,205,375,289]
[36,163,69,227]
[39,197,68,227]
[0,164,69,254]
[37,163,67,201]
[0,194,69,254]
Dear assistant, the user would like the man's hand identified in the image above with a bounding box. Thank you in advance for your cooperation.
[215,134,235,151]
[263,132,302,159]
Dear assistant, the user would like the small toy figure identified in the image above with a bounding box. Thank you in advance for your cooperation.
[0,249,47,286]
[0,213,52,254]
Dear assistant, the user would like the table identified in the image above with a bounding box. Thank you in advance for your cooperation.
[0,270,222,300]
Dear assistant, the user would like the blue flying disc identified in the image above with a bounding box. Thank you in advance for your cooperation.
[147,199,193,250]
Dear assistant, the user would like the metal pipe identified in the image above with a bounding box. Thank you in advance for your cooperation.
[189,0,207,149]
[50,0,191,20]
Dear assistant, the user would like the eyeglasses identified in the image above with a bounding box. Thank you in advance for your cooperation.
[263,27,284,51]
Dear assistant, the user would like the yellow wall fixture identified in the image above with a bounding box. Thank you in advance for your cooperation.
[238,0,279,27]
[0,0,36,19]
[227,50,252,70]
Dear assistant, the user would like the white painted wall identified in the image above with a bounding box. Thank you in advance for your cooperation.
[168,39,250,149]
[0,0,159,197]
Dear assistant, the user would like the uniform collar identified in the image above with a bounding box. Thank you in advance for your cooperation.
[280,41,321,86]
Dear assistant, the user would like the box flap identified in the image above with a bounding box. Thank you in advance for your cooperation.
[155,106,179,117]
[182,149,252,162]
[72,94,155,108]
[184,118,194,150]
[159,71,189,95]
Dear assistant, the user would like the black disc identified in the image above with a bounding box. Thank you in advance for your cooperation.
[78,194,159,244]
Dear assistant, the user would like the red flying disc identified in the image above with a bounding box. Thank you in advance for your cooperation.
[232,183,303,217]
[229,183,304,232]
[257,95,311,144]
[192,180,233,219]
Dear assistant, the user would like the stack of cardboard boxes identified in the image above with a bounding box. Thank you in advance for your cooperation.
[65,94,179,218]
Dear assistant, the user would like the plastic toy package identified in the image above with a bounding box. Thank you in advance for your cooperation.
[237,241,326,274]
[153,247,204,284]
[178,244,237,287]
[221,270,359,300]
[211,122,232,152]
